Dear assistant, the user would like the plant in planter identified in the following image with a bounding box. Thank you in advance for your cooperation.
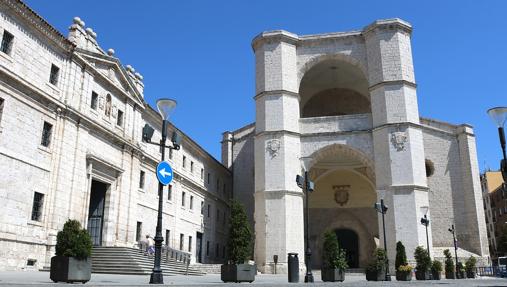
[443,249,455,279]
[414,246,431,280]
[395,241,412,281]
[431,260,443,280]
[321,231,348,282]
[366,248,387,281]
[456,262,466,279]
[50,219,93,283]
[221,200,255,283]
[465,256,477,279]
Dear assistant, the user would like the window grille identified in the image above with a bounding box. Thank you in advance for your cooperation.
[1,30,14,55]
[41,121,52,147]
[31,192,44,221]
[49,64,59,85]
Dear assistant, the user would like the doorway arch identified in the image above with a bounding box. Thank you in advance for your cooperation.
[335,228,359,268]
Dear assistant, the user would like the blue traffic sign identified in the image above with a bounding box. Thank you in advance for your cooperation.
[156,161,173,185]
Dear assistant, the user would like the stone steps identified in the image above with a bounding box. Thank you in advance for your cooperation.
[91,247,204,276]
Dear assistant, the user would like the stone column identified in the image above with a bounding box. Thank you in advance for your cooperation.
[252,31,304,273]
[364,19,431,267]
[221,131,233,169]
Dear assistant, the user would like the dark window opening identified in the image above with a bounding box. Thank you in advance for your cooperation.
[136,221,142,242]
[91,91,98,110]
[139,171,145,189]
[41,121,53,147]
[117,110,123,127]
[180,233,184,250]
[49,64,59,86]
[31,192,44,221]
[1,30,14,55]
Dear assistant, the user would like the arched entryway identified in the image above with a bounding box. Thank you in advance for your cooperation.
[306,144,378,269]
[335,229,359,268]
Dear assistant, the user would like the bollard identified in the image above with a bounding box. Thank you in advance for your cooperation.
[288,253,299,283]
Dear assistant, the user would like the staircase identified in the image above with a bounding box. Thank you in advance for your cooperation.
[91,247,205,276]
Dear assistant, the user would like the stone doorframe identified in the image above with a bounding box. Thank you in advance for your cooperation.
[84,152,124,247]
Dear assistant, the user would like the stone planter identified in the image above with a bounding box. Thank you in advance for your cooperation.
[366,269,386,281]
[415,270,431,280]
[395,270,412,281]
[432,270,441,280]
[466,270,476,279]
[445,271,455,279]
[321,268,345,282]
[221,264,256,283]
[50,256,91,283]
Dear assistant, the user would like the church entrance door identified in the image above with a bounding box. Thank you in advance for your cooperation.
[87,180,108,246]
[335,228,359,268]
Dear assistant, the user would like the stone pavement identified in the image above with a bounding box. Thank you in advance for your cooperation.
[0,272,506,286]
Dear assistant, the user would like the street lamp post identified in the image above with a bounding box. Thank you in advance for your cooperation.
[296,165,315,283]
[420,214,430,258]
[374,199,391,281]
[144,99,179,284]
[487,107,507,182]
[448,225,459,276]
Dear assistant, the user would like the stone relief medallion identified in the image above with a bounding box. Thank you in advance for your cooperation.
[390,131,408,152]
[333,185,350,206]
[266,139,281,159]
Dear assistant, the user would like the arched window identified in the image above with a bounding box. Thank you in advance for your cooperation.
[105,94,112,117]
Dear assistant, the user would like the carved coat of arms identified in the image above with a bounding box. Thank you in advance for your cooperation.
[333,185,350,206]
[390,131,408,152]
[266,139,281,159]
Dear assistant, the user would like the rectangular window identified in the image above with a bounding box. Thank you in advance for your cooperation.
[200,168,204,179]
[41,121,53,147]
[190,161,194,173]
[31,192,44,221]
[201,201,204,215]
[165,229,170,247]
[1,30,14,55]
[206,241,210,256]
[182,191,186,207]
[136,222,142,242]
[223,184,226,195]
[49,64,59,86]
[180,233,184,250]
[215,243,219,258]
[216,179,219,191]
[168,185,173,200]
[207,204,211,217]
[183,155,186,168]
[207,173,210,184]
[117,110,123,127]
[139,170,145,189]
[216,208,220,222]
[0,97,4,125]
[190,195,194,210]
[91,91,98,110]
[188,236,192,252]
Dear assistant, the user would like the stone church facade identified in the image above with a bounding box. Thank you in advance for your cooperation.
[0,0,231,271]
[222,19,489,272]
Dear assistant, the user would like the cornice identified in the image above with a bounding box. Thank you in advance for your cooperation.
[363,18,413,36]
[4,0,75,52]
[254,89,300,101]
[251,30,299,51]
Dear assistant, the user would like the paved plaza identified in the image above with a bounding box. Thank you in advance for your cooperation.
[0,272,507,287]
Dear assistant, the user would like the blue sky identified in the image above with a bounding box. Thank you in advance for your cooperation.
[26,0,506,172]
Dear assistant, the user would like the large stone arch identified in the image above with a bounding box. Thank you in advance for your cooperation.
[297,53,371,118]
[297,53,369,87]
[304,143,375,184]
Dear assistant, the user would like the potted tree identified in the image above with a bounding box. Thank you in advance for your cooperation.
[395,241,412,281]
[221,200,256,283]
[365,248,387,281]
[431,260,442,280]
[456,262,466,279]
[443,249,455,279]
[321,231,348,282]
[414,246,431,280]
[465,256,477,278]
[50,219,93,283]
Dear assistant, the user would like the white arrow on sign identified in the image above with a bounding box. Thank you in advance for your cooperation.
[159,168,172,178]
